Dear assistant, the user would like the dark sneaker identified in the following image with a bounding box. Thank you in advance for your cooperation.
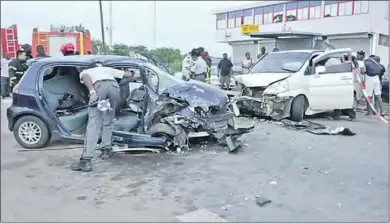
[71,159,92,172]
[100,149,114,160]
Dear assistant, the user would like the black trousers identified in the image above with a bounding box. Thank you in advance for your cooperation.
[0,76,11,97]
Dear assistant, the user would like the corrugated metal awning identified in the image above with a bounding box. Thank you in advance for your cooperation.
[248,31,324,39]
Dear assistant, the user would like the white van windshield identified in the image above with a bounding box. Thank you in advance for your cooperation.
[249,52,312,74]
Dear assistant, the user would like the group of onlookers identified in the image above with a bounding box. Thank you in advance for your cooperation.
[181,47,212,82]
[355,50,386,115]
[1,43,92,99]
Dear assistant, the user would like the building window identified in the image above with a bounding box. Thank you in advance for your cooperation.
[354,0,369,14]
[338,1,353,16]
[273,4,284,23]
[216,13,227,30]
[309,0,322,19]
[243,9,253,25]
[254,7,263,25]
[324,0,338,17]
[228,12,235,28]
[264,5,273,24]
[235,10,243,27]
[297,1,309,20]
[378,34,389,47]
[286,2,297,21]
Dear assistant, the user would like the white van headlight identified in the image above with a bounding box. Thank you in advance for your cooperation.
[264,80,289,95]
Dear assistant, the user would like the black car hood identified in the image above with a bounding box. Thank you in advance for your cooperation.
[162,81,228,111]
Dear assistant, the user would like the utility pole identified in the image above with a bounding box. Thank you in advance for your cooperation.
[109,0,113,46]
[99,0,106,45]
[153,0,156,49]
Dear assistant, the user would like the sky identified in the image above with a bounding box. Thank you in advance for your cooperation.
[1,1,257,56]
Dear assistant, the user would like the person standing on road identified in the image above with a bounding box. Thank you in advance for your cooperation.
[21,44,33,60]
[1,53,11,99]
[189,49,207,82]
[217,53,233,90]
[61,43,76,56]
[8,50,28,91]
[241,52,254,73]
[257,47,267,61]
[71,62,135,172]
[364,55,384,115]
[36,45,49,58]
[373,56,386,83]
[198,47,212,83]
[181,50,195,81]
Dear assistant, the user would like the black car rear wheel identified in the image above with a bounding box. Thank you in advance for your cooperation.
[13,115,50,149]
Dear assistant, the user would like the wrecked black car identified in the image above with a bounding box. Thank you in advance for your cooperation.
[7,55,252,151]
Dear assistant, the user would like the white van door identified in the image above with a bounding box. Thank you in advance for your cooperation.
[309,48,354,110]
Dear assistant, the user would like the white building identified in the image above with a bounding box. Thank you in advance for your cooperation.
[213,0,389,66]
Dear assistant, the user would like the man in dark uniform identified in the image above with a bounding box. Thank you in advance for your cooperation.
[21,44,33,60]
[217,53,233,90]
[198,47,212,83]
[9,50,28,90]
[36,45,49,58]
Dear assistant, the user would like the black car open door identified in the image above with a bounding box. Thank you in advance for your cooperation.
[103,61,169,149]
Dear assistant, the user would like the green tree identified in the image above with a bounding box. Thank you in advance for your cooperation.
[149,47,183,64]
[91,39,111,55]
[111,44,130,56]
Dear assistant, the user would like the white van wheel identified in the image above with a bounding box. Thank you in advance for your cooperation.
[290,95,306,122]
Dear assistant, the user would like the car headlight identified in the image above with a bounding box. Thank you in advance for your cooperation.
[263,80,289,95]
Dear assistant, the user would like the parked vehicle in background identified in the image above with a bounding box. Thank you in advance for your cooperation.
[232,49,356,122]
[1,24,19,59]
[31,25,93,57]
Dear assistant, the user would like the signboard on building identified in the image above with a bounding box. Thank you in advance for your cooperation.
[241,25,259,34]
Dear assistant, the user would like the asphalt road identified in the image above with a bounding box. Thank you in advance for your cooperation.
[1,98,389,222]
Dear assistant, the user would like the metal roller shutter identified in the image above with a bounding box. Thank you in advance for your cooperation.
[257,41,275,56]
[329,38,371,55]
[232,43,258,64]
[231,41,276,63]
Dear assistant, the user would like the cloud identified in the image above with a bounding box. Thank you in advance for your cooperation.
[1,1,255,56]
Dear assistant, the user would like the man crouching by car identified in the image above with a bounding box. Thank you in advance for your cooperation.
[71,62,134,172]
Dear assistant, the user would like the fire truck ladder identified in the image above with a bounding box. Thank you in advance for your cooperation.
[5,28,17,58]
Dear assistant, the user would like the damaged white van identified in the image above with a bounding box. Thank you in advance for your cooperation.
[231,49,355,122]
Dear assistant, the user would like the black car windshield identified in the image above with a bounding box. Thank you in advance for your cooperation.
[248,52,311,74]
[143,62,184,93]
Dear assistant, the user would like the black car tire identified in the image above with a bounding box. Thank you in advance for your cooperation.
[149,123,176,137]
[290,95,306,122]
[13,115,50,149]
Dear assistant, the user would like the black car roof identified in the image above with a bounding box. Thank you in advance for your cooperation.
[31,55,144,66]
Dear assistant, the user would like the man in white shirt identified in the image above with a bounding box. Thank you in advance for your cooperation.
[181,50,194,81]
[241,52,254,74]
[1,53,11,98]
[190,50,207,82]
[71,62,135,172]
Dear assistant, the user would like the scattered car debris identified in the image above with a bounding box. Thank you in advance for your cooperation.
[279,119,356,136]
[269,180,278,185]
[255,197,272,207]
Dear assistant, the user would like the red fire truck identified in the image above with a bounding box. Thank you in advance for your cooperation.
[31,25,93,57]
[1,24,19,59]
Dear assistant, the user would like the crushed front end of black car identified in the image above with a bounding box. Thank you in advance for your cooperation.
[145,81,254,152]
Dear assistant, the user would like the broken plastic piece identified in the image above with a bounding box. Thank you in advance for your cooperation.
[226,136,241,153]
[255,197,272,207]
